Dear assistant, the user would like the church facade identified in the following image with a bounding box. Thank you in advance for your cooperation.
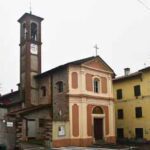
[0,13,116,149]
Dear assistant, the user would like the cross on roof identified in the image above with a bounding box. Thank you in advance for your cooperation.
[94,44,99,56]
[29,0,32,14]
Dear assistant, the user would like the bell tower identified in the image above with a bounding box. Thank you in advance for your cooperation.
[18,13,43,107]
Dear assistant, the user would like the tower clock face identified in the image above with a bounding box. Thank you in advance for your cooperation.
[30,43,38,55]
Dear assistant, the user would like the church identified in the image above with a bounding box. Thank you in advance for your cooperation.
[0,12,116,149]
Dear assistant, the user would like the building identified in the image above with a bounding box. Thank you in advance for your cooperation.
[0,90,21,148]
[113,67,150,141]
[0,12,116,149]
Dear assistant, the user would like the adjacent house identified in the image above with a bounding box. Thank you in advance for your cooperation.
[113,67,150,141]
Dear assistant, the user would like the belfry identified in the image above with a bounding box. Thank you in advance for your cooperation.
[18,13,43,107]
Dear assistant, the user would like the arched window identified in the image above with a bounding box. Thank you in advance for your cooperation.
[93,106,103,114]
[94,78,100,93]
[31,22,37,41]
[56,81,63,93]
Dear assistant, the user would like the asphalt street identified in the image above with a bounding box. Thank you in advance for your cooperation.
[51,146,131,150]
[24,147,132,150]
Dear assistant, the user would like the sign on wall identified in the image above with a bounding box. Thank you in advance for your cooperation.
[6,121,13,127]
[58,125,65,136]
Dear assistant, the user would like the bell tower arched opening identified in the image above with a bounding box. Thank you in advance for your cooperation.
[31,22,37,41]
[22,23,27,40]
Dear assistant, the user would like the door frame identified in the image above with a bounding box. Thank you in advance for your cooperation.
[27,119,36,139]
[92,114,105,141]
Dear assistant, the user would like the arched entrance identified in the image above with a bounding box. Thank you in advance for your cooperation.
[92,106,105,141]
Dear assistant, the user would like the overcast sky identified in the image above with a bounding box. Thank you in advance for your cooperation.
[0,0,150,94]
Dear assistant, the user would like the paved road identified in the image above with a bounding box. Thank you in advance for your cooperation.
[24,147,132,150]
[23,145,136,150]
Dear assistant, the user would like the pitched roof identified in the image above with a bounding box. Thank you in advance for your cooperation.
[35,55,115,78]
[139,66,150,72]
[0,90,19,97]
[113,66,150,82]
[7,104,51,116]
[114,66,150,82]
[113,71,142,82]
[0,90,21,107]
[18,13,44,22]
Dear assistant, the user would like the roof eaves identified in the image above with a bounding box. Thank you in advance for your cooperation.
[18,13,44,22]
[97,56,115,75]
[7,104,51,116]
[0,90,19,98]
[35,56,96,79]
[139,66,150,72]
[113,72,142,82]
[5,101,23,107]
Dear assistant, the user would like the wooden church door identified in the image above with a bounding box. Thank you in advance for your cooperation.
[94,118,103,140]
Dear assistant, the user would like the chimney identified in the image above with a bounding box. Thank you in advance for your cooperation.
[124,68,130,76]
[11,89,13,93]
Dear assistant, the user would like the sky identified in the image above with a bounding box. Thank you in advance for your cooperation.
[0,0,150,94]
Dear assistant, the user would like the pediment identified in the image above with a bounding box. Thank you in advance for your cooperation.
[83,56,114,73]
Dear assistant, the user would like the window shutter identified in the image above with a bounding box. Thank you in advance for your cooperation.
[118,109,124,119]
[135,107,142,118]
[134,85,141,97]
[117,89,123,100]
